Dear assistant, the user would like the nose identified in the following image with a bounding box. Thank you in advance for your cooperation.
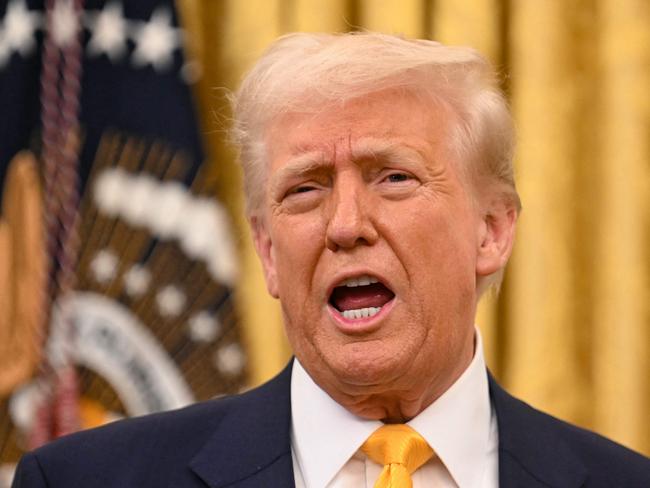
[325,179,378,251]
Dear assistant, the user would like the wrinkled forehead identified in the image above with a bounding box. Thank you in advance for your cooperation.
[263,88,458,169]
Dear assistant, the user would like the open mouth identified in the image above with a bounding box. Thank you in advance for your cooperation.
[329,274,395,320]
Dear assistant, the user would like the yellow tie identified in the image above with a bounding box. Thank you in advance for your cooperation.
[361,424,434,488]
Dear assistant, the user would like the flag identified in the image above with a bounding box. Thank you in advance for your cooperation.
[0,0,246,482]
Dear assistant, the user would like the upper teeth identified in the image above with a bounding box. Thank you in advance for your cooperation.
[340,275,379,287]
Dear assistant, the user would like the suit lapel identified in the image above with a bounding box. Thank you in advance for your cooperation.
[489,374,588,488]
[188,364,591,487]
[189,363,295,488]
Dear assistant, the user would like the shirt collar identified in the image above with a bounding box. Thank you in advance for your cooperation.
[408,329,492,488]
[290,328,493,488]
[291,361,381,488]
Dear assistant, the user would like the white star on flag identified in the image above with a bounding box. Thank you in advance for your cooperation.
[187,311,221,343]
[50,0,80,48]
[123,264,152,297]
[156,284,186,318]
[86,1,127,62]
[90,249,119,284]
[213,344,245,376]
[0,0,41,67]
[131,7,179,71]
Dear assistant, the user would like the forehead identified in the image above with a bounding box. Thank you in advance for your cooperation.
[264,89,453,170]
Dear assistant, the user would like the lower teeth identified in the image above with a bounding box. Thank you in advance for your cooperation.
[341,307,381,320]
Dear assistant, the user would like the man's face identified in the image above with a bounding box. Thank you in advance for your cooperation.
[253,90,504,420]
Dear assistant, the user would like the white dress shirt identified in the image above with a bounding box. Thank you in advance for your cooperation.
[290,329,499,488]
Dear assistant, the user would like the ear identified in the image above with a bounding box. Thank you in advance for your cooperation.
[476,198,518,277]
[250,215,279,298]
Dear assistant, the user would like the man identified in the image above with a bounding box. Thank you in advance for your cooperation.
[12,32,650,488]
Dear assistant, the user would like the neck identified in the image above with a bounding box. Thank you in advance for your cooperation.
[319,338,475,422]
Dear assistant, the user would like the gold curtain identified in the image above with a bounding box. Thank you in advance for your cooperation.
[177,0,650,456]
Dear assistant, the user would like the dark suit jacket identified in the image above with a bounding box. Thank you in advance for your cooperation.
[12,363,650,487]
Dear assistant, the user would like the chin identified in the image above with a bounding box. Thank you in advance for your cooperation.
[323,341,408,389]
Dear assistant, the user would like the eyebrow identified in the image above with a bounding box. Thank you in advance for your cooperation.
[272,151,334,179]
[349,138,426,167]
[269,151,334,196]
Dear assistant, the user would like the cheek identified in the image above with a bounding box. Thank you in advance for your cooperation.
[271,216,326,302]
[389,202,478,297]
[393,211,477,364]
[416,214,478,333]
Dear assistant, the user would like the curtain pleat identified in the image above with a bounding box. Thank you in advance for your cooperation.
[289,0,349,32]
[358,0,425,37]
[504,0,590,425]
[592,0,650,452]
[431,0,502,62]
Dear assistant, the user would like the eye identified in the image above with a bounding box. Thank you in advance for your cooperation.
[375,169,419,199]
[381,171,415,184]
[385,173,411,183]
[279,182,324,213]
[283,183,321,200]
[292,185,316,194]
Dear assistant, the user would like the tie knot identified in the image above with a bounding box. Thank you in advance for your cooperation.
[361,424,434,474]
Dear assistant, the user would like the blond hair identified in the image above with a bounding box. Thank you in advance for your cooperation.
[230,32,520,292]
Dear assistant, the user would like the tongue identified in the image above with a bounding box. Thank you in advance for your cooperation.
[331,283,394,312]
